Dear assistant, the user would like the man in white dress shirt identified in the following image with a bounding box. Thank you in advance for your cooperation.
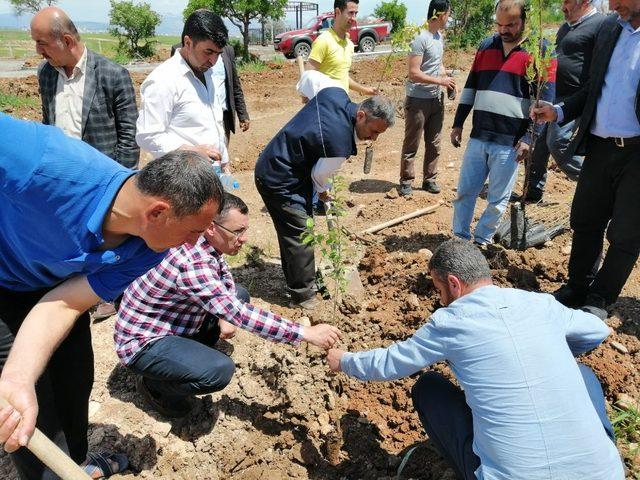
[136,10,230,171]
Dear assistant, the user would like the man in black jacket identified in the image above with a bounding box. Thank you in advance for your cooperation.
[520,0,604,201]
[533,0,640,318]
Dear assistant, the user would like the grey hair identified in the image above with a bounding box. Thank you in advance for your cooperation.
[136,150,224,218]
[50,11,80,41]
[429,239,492,284]
[359,95,396,127]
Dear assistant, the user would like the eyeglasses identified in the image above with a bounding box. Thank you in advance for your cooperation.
[213,221,249,239]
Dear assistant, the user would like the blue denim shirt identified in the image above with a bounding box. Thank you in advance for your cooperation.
[341,285,624,479]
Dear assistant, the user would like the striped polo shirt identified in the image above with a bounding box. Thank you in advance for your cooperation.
[453,34,557,146]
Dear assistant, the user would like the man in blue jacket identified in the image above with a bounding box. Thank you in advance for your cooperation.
[255,88,395,309]
[0,113,223,479]
[328,239,624,480]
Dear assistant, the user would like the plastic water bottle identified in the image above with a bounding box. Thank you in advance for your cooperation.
[213,164,239,191]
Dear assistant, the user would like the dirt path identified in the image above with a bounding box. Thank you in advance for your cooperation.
[0,56,638,479]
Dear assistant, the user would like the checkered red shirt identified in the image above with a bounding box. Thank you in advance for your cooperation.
[114,236,303,365]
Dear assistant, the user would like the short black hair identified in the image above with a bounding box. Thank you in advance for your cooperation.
[428,0,451,20]
[217,192,248,221]
[136,150,224,218]
[182,9,228,48]
[334,0,359,11]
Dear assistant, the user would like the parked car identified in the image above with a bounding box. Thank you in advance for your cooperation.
[274,12,391,59]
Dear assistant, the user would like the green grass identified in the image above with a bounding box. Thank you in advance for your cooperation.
[237,59,267,74]
[0,28,179,59]
[612,400,640,477]
[0,90,37,111]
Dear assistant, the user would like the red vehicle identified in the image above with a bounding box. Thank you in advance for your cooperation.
[274,12,391,59]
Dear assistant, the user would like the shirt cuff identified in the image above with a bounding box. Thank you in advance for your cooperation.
[554,105,564,123]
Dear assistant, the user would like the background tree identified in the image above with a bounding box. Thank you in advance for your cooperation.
[109,0,161,59]
[183,0,288,62]
[9,0,56,15]
[373,0,407,34]
[448,0,495,49]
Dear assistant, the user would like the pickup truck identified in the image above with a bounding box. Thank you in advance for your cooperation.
[274,12,391,59]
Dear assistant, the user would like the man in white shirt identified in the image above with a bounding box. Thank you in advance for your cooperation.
[136,10,230,171]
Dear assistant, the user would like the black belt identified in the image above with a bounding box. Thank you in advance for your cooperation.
[592,134,640,148]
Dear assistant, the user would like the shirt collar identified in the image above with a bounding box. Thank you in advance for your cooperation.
[329,26,349,45]
[567,7,597,27]
[618,16,640,34]
[174,50,210,78]
[55,45,88,80]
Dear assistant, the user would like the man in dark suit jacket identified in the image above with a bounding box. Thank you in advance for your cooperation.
[170,42,250,143]
[255,89,394,309]
[32,7,139,168]
[533,1,640,319]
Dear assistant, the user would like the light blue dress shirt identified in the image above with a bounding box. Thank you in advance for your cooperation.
[341,285,624,480]
[211,55,227,113]
[556,17,640,138]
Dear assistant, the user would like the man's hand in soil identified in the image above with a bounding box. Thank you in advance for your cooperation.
[0,378,38,452]
[451,127,462,148]
[180,144,222,162]
[515,141,530,163]
[327,348,345,372]
[303,324,341,350]
[530,100,556,124]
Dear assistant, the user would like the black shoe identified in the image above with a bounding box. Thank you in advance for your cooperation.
[136,376,192,418]
[509,191,543,203]
[422,179,441,194]
[398,183,413,197]
[313,201,327,216]
[581,293,608,320]
[553,284,587,308]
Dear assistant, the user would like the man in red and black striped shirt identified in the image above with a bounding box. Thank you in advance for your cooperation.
[451,0,557,245]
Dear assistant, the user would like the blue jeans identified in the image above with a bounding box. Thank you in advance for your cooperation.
[411,364,614,480]
[128,286,249,401]
[453,139,519,244]
[528,119,583,196]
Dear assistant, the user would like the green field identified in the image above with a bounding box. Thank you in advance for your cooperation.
[0,28,180,60]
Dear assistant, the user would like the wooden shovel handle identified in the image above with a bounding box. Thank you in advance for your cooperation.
[0,397,91,479]
[296,55,305,77]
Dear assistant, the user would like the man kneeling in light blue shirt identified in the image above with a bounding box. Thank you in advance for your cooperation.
[327,239,624,480]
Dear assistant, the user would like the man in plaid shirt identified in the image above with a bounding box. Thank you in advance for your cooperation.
[115,193,341,417]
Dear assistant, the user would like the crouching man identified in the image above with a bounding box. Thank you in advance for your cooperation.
[115,193,341,417]
[327,239,623,479]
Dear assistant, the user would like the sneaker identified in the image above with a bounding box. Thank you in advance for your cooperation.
[581,293,608,320]
[136,376,192,418]
[422,179,441,194]
[553,284,588,308]
[92,302,117,320]
[398,183,413,197]
[288,295,320,310]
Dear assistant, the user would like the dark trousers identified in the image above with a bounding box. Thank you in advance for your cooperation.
[0,287,93,480]
[128,286,249,400]
[400,95,444,184]
[255,179,316,303]
[568,135,640,304]
[411,365,614,480]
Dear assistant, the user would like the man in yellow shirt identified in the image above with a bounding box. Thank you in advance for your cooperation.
[307,0,378,96]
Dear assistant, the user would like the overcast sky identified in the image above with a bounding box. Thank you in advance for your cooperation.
[0,0,434,26]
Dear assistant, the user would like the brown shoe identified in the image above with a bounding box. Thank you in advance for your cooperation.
[93,302,117,320]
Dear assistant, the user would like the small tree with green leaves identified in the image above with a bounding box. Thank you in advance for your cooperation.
[183,0,287,62]
[301,174,350,319]
[108,0,161,59]
[374,0,407,35]
[9,0,56,15]
[449,0,495,49]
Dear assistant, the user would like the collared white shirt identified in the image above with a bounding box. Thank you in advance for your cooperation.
[136,50,229,163]
[54,46,88,139]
